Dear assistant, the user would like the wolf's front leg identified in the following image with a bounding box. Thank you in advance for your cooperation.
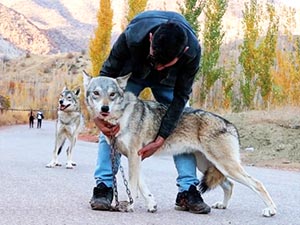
[127,153,141,212]
[66,146,75,169]
[46,136,63,168]
[66,138,77,169]
[138,171,157,212]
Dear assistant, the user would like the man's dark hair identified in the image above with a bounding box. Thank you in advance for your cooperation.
[151,21,188,65]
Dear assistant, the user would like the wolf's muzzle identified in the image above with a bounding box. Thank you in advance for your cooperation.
[101,105,109,113]
[59,100,70,111]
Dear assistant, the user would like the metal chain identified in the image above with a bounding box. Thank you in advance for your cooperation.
[110,136,120,209]
[119,164,134,204]
[110,136,134,211]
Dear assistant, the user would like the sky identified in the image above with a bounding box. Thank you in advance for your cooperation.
[278,0,300,8]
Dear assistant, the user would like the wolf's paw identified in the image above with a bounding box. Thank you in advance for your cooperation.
[46,161,61,168]
[66,161,75,169]
[116,201,134,212]
[147,204,157,213]
[71,161,77,166]
[147,198,157,213]
[262,207,276,217]
[65,163,74,169]
[46,163,55,168]
[212,201,227,209]
[126,203,134,213]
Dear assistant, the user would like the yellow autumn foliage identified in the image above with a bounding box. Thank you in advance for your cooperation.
[89,0,113,77]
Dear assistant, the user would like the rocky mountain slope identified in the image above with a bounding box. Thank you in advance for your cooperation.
[0,3,55,56]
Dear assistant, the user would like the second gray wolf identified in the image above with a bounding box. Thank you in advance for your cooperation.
[83,71,277,217]
[46,86,83,169]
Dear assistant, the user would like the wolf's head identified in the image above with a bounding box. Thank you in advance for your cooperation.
[82,70,130,122]
[58,87,81,112]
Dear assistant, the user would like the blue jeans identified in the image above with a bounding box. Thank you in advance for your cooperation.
[94,78,199,192]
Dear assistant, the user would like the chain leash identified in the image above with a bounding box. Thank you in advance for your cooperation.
[119,164,134,205]
[110,136,134,211]
[110,136,119,209]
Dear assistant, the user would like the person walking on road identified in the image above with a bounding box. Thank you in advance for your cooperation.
[36,110,44,128]
[28,110,35,128]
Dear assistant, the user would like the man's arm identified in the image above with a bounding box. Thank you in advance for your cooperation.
[138,53,200,160]
[158,53,200,139]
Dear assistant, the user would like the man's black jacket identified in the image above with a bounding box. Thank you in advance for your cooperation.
[100,10,201,139]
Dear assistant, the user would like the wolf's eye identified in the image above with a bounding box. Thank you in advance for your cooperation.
[110,92,116,97]
[93,91,100,96]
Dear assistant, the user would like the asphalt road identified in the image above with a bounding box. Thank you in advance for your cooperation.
[0,121,299,225]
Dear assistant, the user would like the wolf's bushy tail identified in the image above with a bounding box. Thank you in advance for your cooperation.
[200,166,225,193]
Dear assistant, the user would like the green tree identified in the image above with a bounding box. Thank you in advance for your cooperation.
[178,0,204,106]
[89,0,113,76]
[239,0,260,109]
[239,1,279,109]
[179,0,205,34]
[200,0,228,105]
[256,4,279,105]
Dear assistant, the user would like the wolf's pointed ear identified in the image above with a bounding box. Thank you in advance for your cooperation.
[73,87,80,96]
[82,70,92,88]
[116,73,131,90]
[63,86,68,91]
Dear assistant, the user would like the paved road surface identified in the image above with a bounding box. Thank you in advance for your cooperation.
[0,121,299,225]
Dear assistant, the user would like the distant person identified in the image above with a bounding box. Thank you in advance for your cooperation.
[28,110,35,128]
[36,111,44,128]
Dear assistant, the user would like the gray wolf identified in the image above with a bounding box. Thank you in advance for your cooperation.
[46,86,83,169]
[83,71,277,217]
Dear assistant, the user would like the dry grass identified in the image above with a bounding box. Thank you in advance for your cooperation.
[0,52,91,126]
[224,106,300,170]
[0,111,28,126]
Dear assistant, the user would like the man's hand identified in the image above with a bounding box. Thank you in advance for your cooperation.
[93,116,120,137]
[138,136,165,160]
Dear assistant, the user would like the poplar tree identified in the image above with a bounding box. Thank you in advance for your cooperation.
[271,6,297,105]
[179,0,204,34]
[291,37,300,103]
[127,0,147,22]
[125,0,150,100]
[200,0,227,105]
[239,0,260,109]
[295,37,300,74]
[256,4,278,106]
[239,1,279,109]
[89,0,113,76]
[178,0,204,106]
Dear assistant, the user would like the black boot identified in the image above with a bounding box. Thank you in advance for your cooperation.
[175,185,211,214]
[90,183,113,210]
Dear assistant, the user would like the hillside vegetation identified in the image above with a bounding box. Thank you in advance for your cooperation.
[0,52,90,124]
